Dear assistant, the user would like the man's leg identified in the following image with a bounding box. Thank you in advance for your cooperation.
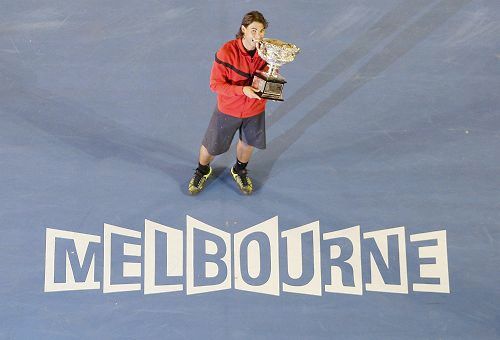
[188,145,215,195]
[236,139,254,163]
[189,107,239,195]
[231,140,254,194]
[199,145,215,165]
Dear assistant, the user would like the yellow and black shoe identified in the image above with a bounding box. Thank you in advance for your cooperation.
[231,167,253,195]
[188,167,212,195]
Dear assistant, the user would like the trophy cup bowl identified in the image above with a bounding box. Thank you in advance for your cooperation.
[252,38,300,101]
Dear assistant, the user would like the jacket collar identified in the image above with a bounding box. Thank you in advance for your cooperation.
[237,38,254,57]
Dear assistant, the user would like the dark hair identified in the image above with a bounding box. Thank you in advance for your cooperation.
[235,11,268,39]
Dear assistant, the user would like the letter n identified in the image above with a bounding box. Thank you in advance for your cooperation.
[44,228,101,292]
[363,226,408,294]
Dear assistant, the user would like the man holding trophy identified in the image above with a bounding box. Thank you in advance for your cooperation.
[188,11,299,195]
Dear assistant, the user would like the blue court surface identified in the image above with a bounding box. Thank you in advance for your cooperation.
[1,0,499,339]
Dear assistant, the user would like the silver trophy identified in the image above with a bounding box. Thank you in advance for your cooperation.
[252,38,300,101]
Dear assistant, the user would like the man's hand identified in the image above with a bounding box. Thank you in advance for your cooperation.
[243,86,261,100]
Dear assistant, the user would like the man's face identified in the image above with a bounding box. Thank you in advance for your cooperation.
[241,21,266,50]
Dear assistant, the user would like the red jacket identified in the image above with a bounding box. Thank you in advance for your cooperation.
[210,39,267,118]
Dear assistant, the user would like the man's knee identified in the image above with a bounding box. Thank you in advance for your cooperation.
[238,139,253,150]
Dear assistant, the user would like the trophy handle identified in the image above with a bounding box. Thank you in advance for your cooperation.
[256,40,265,56]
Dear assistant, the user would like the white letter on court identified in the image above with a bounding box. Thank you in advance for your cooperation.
[103,224,142,293]
[282,221,322,296]
[364,226,408,294]
[144,219,183,294]
[410,230,450,293]
[234,216,280,296]
[45,228,101,292]
[323,225,362,295]
[186,216,231,295]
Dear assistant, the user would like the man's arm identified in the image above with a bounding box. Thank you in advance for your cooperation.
[209,52,260,99]
[209,53,244,96]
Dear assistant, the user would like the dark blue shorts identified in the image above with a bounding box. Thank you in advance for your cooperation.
[202,108,266,156]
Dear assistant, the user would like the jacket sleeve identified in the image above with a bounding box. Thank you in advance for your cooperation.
[209,52,245,96]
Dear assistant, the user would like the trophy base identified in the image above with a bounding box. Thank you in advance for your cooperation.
[252,71,287,101]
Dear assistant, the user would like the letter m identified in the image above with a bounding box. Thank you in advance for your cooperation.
[45,228,101,292]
